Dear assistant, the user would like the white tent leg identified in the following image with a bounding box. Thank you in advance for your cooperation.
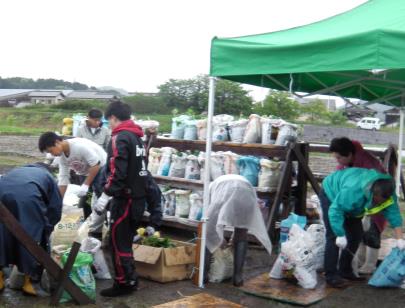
[198,76,216,288]
[396,108,404,196]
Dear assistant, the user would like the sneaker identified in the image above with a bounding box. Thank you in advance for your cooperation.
[100,282,137,297]
[340,272,366,281]
[326,276,347,288]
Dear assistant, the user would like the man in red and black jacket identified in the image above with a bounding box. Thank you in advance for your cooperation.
[94,99,148,297]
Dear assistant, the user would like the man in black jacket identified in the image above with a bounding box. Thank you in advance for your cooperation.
[94,100,148,297]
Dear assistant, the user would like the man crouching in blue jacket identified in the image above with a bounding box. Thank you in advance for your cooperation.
[320,167,404,288]
[0,163,62,296]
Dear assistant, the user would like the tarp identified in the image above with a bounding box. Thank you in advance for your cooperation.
[210,0,405,106]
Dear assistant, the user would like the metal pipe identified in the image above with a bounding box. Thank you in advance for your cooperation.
[198,76,216,288]
[396,103,404,196]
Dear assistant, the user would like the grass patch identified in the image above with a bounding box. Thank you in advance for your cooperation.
[0,153,38,166]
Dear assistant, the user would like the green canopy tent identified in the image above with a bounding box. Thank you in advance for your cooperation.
[197,0,405,287]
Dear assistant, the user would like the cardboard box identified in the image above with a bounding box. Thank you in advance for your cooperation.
[132,240,196,283]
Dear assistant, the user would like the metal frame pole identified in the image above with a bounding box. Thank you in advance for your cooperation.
[198,76,216,288]
[396,104,404,196]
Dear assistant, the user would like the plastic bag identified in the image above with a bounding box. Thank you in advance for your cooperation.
[188,193,203,220]
[243,114,261,143]
[163,189,176,216]
[369,248,405,288]
[258,159,281,191]
[275,123,298,146]
[237,156,260,186]
[51,205,84,248]
[157,147,176,176]
[184,119,198,140]
[212,114,233,142]
[208,247,234,283]
[223,151,240,175]
[80,237,111,280]
[60,251,96,303]
[148,147,162,175]
[196,119,207,140]
[211,152,226,180]
[168,153,187,178]
[306,224,325,270]
[184,155,201,180]
[279,213,307,244]
[171,115,191,139]
[228,119,248,143]
[174,190,191,218]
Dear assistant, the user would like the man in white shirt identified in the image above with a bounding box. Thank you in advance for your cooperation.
[39,132,107,239]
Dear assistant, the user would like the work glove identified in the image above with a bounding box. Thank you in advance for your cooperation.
[94,193,111,215]
[76,184,89,198]
[336,236,348,250]
[396,239,405,250]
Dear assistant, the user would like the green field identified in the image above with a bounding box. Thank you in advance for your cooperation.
[0,107,172,135]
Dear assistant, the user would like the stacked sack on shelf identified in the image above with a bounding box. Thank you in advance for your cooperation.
[148,147,282,191]
[162,189,203,221]
[170,114,299,145]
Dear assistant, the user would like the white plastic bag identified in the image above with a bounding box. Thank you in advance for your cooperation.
[148,147,162,175]
[188,193,203,220]
[171,115,191,139]
[51,205,84,248]
[174,190,192,218]
[184,155,201,180]
[243,114,261,143]
[184,119,198,140]
[258,159,281,192]
[208,247,234,283]
[306,224,326,271]
[212,114,233,142]
[223,151,240,175]
[168,153,187,178]
[196,119,207,140]
[157,147,176,176]
[80,237,111,280]
[163,189,176,216]
[228,119,248,143]
[210,152,226,180]
[275,123,298,146]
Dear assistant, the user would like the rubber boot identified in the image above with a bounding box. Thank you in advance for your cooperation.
[359,247,379,274]
[233,241,248,287]
[22,275,49,297]
[203,248,212,284]
[0,270,4,292]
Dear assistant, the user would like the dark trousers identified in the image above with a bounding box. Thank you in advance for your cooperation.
[110,196,145,285]
[319,190,363,279]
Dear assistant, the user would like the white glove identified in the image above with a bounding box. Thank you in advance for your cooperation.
[336,236,348,250]
[397,239,405,250]
[145,226,155,237]
[76,184,89,197]
[94,193,111,215]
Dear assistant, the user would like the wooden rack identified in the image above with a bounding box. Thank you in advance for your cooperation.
[148,137,320,241]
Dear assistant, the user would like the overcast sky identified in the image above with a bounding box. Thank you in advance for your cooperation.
[1,0,366,99]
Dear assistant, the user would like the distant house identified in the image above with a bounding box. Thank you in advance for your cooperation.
[29,90,65,105]
[0,89,32,106]
[344,101,375,121]
[366,103,400,125]
[127,92,158,97]
[66,91,117,100]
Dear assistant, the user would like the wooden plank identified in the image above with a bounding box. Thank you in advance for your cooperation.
[50,241,81,306]
[0,203,93,305]
[152,293,243,308]
[241,273,338,306]
[152,138,288,158]
[295,143,309,216]
[191,222,202,286]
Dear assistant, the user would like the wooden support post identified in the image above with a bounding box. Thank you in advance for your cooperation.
[192,222,203,286]
[50,241,81,306]
[0,202,93,305]
[292,145,321,196]
[294,143,309,216]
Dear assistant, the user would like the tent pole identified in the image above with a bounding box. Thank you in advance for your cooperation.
[396,104,404,196]
[198,76,216,288]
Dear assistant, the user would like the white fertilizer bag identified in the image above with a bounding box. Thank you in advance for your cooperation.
[196,119,207,140]
[163,189,176,216]
[174,190,192,218]
[168,153,187,178]
[223,151,240,175]
[228,119,248,143]
[275,123,298,146]
[243,114,261,143]
[212,114,233,142]
[210,152,226,180]
[208,247,234,283]
[188,193,203,220]
[258,159,282,192]
[184,119,198,140]
[184,155,201,180]
[81,237,111,280]
[157,147,177,176]
[148,147,162,175]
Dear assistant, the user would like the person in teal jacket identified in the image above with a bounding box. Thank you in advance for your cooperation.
[320,167,404,288]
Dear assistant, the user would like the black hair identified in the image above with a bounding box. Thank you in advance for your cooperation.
[372,178,394,199]
[38,132,63,153]
[329,137,356,157]
[104,99,132,121]
[88,108,103,119]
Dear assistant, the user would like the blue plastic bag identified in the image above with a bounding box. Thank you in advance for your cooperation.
[369,248,405,287]
[237,156,260,186]
[279,213,307,244]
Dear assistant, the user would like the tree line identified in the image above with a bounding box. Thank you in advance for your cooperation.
[0,76,94,90]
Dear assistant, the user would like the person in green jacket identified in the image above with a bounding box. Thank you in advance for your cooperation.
[320,167,404,288]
